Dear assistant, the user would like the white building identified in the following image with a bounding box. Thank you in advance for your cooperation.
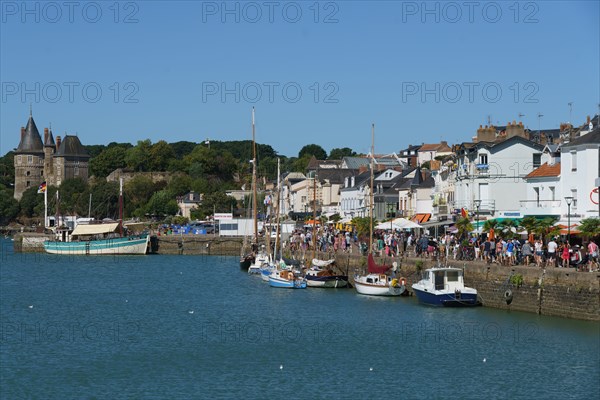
[454,136,544,219]
[559,128,600,223]
[521,144,562,218]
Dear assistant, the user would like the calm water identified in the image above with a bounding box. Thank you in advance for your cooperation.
[1,238,599,399]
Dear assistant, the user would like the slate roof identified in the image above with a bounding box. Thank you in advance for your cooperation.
[562,127,600,148]
[44,130,56,147]
[343,156,403,169]
[54,135,90,158]
[16,115,44,154]
[524,162,561,179]
[316,169,356,185]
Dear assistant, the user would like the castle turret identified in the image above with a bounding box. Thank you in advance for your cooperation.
[14,114,45,200]
[43,127,56,186]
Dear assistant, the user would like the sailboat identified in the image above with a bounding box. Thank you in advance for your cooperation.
[241,107,267,271]
[43,179,150,255]
[353,124,406,296]
[305,170,348,288]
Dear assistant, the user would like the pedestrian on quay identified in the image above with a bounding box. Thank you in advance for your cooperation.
[522,240,533,266]
[561,242,570,268]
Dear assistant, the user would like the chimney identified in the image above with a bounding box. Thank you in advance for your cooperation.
[56,136,62,150]
[358,165,368,175]
[441,140,447,147]
[21,127,25,140]
[44,128,49,143]
[587,115,591,124]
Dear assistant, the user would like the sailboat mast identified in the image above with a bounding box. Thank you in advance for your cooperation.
[252,107,258,244]
[274,158,281,259]
[369,123,374,254]
[312,169,317,261]
[119,177,124,236]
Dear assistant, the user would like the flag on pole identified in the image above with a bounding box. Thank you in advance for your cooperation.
[37,181,47,193]
[461,208,468,218]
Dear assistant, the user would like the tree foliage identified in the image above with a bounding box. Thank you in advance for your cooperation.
[578,218,600,238]
[0,189,19,224]
[298,144,327,160]
[329,147,356,160]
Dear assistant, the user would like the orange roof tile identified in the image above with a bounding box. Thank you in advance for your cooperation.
[525,162,561,179]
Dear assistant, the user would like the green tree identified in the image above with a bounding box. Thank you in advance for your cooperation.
[455,217,473,240]
[149,140,176,171]
[125,139,153,172]
[89,180,119,219]
[19,186,44,218]
[533,217,560,242]
[193,192,237,219]
[351,216,372,242]
[298,144,327,160]
[166,174,193,197]
[146,190,179,217]
[124,175,160,217]
[0,151,15,188]
[0,189,19,224]
[329,147,356,160]
[169,141,197,159]
[57,178,90,216]
[520,216,538,237]
[89,146,128,177]
[578,218,600,239]
[498,219,519,239]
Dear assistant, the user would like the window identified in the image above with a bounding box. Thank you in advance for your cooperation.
[533,187,540,206]
[25,171,30,176]
[446,271,459,282]
[26,181,30,187]
[27,155,33,164]
[572,189,578,208]
[74,167,79,176]
[533,153,542,168]
[549,186,555,201]
[571,151,577,171]
[17,155,22,164]
[479,154,488,165]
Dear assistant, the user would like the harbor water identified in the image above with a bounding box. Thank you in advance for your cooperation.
[1,239,598,399]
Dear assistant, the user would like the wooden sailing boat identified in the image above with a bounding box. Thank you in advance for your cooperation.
[241,108,261,270]
[353,124,405,295]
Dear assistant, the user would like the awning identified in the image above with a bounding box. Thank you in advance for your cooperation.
[411,213,431,224]
[71,222,119,236]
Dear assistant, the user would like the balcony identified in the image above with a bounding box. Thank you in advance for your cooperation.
[453,200,495,214]
[519,199,562,216]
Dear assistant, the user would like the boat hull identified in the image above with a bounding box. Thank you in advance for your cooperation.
[306,275,349,288]
[44,235,149,255]
[240,257,253,270]
[412,287,480,307]
[268,276,307,289]
[354,280,405,296]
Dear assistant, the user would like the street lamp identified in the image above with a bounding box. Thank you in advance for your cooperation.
[564,196,573,244]
[474,199,482,238]
[387,203,395,231]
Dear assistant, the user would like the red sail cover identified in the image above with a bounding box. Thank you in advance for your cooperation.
[367,253,390,274]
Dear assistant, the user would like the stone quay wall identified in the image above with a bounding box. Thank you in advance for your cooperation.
[12,234,599,321]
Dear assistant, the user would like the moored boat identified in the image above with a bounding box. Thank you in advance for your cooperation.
[44,222,149,255]
[412,266,480,307]
[305,259,348,288]
[354,255,405,296]
[268,269,307,289]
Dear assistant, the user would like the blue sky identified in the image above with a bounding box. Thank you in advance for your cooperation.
[1,1,598,157]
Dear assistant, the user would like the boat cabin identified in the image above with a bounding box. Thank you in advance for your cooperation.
[421,268,464,292]
[366,274,389,284]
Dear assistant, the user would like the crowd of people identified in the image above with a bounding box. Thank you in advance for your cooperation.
[283,223,599,272]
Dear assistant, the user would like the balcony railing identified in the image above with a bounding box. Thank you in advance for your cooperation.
[519,200,562,209]
[453,200,495,213]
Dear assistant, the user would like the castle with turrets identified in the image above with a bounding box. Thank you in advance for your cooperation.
[13,111,90,200]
